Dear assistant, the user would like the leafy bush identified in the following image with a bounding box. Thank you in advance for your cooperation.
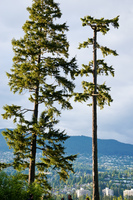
[0,171,44,200]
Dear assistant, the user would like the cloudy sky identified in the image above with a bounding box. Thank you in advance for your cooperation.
[0,0,133,144]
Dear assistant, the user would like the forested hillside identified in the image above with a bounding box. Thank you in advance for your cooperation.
[0,129,133,156]
[65,136,133,156]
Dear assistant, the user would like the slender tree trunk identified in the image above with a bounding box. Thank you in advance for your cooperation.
[28,55,40,184]
[28,86,39,184]
[92,27,99,200]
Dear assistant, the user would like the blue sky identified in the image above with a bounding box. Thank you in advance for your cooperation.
[0,0,133,144]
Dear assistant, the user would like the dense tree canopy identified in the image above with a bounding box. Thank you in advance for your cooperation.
[1,0,77,191]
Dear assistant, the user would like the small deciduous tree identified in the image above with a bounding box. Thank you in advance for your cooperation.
[75,15,119,200]
[1,0,77,191]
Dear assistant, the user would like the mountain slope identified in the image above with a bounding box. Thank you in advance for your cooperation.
[0,129,133,156]
[0,129,11,151]
[65,136,133,156]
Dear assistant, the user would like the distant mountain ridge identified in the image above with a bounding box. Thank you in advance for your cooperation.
[65,136,133,156]
[0,129,133,156]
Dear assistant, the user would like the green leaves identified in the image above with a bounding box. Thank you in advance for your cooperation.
[81,15,119,34]
[100,46,118,57]
[78,38,118,58]
[2,105,23,123]
[75,15,119,109]
[97,59,115,76]
[75,59,115,77]
[74,82,113,109]
[78,16,119,58]
[78,38,93,49]
[97,83,113,109]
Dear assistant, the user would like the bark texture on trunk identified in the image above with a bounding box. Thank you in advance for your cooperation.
[28,85,38,184]
[29,55,40,184]
[29,131,37,184]
[92,27,99,200]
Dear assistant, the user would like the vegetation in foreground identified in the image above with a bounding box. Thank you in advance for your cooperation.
[1,171,133,200]
[0,171,46,200]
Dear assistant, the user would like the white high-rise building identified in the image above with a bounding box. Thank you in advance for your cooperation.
[102,187,114,196]
[76,188,91,198]
[123,189,133,197]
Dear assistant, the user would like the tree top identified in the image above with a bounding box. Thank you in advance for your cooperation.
[80,15,119,34]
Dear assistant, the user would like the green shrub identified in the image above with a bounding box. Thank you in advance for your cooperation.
[0,171,44,200]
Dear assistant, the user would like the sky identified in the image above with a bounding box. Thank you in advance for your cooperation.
[0,0,133,144]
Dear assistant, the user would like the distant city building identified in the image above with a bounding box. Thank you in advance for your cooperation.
[102,187,114,196]
[76,188,91,198]
[123,189,133,197]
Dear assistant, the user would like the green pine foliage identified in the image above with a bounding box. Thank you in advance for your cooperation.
[1,0,77,191]
[0,171,45,200]
[75,15,119,109]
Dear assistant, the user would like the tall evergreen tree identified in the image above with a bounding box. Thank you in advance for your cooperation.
[1,0,77,190]
[75,16,119,200]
